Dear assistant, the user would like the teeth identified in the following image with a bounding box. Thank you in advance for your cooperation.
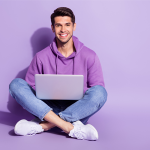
[60,34,67,37]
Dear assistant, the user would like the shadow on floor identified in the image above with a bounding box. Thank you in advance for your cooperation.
[0,111,33,127]
[0,111,70,137]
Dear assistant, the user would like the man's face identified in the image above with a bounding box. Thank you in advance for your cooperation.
[51,16,76,44]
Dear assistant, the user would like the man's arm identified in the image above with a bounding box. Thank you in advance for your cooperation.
[25,54,42,90]
[87,54,105,88]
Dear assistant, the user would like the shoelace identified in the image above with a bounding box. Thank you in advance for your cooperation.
[73,125,85,140]
[27,126,38,136]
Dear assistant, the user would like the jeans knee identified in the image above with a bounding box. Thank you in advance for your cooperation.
[92,85,107,109]
[9,78,25,93]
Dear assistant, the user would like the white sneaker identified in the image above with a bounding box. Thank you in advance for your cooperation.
[69,121,98,140]
[14,119,44,136]
[72,120,84,126]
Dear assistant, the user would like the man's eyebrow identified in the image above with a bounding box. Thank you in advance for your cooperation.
[55,22,71,25]
[55,23,62,26]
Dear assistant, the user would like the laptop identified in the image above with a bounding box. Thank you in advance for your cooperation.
[35,74,84,100]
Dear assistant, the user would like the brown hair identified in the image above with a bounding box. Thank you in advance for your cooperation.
[51,7,75,26]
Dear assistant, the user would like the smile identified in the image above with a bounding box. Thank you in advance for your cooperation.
[59,34,68,37]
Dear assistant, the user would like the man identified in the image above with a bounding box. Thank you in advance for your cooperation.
[9,7,107,141]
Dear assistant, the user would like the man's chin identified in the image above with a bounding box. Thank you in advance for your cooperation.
[56,35,72,45]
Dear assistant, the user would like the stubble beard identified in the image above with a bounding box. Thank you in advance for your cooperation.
[56,34,73,45]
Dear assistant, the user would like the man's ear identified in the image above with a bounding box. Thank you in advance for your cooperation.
[51,25,55,33]
[73,23,76,31]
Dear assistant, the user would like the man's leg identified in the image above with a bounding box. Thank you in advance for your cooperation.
[9,78,74,133]
[9,78,106,140]
[58,85,107,123]
[40,85,107,132]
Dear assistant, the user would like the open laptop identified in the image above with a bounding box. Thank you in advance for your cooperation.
[35,74,84,100]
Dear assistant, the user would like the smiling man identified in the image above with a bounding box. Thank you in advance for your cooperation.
[51,15,76,58]
[9,7,107,141]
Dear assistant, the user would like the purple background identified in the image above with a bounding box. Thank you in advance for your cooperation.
[0,0,150,150]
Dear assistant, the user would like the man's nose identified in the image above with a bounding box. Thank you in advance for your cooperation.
[61,26,65,32]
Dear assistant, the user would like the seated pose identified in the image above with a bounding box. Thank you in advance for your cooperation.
[9,7,107,141]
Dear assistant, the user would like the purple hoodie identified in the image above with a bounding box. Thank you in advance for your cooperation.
[25,36,105,94]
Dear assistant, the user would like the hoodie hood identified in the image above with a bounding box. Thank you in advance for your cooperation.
[50,36,84,74]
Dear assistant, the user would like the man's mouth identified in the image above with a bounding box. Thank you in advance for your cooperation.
[59,33,68,38]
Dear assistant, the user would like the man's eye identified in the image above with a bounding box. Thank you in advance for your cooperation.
[67,24,70,26]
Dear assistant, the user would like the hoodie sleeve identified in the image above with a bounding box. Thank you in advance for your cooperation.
[87,54,105,88]
[25,54,42,90]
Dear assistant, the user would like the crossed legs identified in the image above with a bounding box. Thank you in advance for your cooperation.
[9,78,107,135]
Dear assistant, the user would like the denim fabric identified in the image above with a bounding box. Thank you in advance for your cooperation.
[9,78,107,125]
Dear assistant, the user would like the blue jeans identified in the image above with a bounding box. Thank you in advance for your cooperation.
[9,78,107,125]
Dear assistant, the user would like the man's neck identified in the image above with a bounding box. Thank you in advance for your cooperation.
[56,38,75,58]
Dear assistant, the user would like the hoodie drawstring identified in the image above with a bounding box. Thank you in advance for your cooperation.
[73,56,75,75]
[55,53,76,75]
[51,36,83,76]
[56,54,58,74]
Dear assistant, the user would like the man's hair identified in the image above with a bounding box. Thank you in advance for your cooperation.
[51,7,75,26]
